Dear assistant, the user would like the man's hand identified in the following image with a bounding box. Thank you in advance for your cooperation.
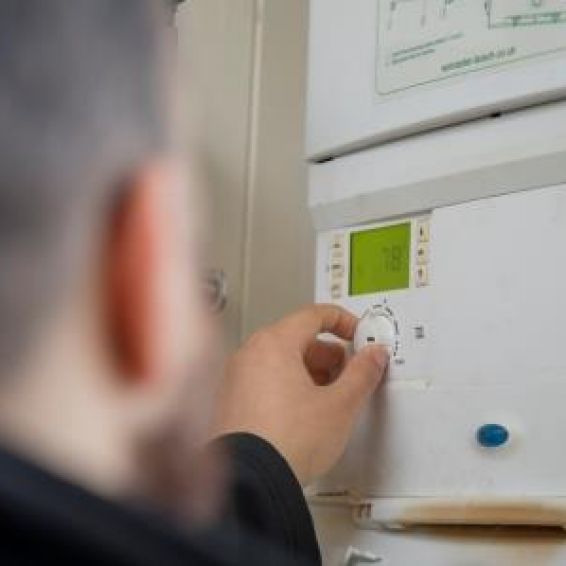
[212,305,389,485]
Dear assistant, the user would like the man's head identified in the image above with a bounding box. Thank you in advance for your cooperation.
[0,0,212,498]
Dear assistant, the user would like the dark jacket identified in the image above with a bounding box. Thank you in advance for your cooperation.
[0,433,321,565]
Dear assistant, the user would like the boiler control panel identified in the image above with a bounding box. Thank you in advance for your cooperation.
[313,184,566,501]
[317,215,432,383]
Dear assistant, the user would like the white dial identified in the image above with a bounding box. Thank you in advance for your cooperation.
[354,307,396,356]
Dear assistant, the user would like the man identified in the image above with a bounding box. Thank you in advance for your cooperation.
[0,1,388,564]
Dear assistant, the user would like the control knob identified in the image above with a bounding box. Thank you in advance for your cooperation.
[353,307,396,357]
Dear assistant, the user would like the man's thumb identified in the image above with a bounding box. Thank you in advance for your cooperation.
[334,345,389,408]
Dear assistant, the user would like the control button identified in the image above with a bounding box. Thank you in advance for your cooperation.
[331,248,344,261]
[476,424,510,448]
[331,234,345,250]
[330,283,342,300]
[331,263,345,278]
[354,309,396,356]
[416,242,429,265]
[417,219,430,243]
[415,264,429,287]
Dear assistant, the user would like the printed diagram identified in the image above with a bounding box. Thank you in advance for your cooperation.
[377,0,566,94]
[387,0,428,29]
[386,0,566,30]
[487,0,566,27]
[386,0,472,30]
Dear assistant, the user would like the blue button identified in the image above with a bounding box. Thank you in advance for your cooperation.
[476,424,510,448]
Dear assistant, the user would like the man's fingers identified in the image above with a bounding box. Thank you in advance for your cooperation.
[273,304,357,351]
[305,340,346,371]
[304,340,346,385]
[332,345,389,408]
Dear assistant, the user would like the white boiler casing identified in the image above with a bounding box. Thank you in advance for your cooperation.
[306,3,566,561]
[307,0,566,160]
[308,114,566,564]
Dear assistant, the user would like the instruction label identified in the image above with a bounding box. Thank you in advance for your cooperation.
[377,0,566,94]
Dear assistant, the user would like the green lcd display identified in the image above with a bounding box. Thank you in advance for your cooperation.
[349,223,411,295]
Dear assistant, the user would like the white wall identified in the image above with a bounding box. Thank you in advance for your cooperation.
[177,0,256,349]
[177,0,314,348]
[241,0,314,337]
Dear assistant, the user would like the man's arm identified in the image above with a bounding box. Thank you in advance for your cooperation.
[215,433,321,565]
[212,305,389,563]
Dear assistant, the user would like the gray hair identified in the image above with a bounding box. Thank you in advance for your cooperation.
[0,0,173,369]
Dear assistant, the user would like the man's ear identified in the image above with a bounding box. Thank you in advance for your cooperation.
[105,166,168,385]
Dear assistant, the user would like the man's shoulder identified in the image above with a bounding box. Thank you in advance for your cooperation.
[0,446,304,566]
